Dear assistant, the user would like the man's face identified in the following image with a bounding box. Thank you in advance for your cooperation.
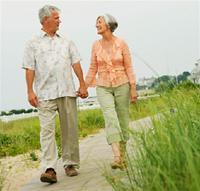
[44,11,61,32]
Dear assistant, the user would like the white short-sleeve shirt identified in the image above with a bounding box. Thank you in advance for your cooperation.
[23,31,81,101]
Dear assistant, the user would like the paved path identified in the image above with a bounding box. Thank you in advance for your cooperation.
[21,117,153,191]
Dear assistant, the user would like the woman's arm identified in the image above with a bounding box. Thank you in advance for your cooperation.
[122,40,137,102]
[85,42,98,87]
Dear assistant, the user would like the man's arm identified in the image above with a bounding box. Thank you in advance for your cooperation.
[25,69,38,107]
[72,62,88,98]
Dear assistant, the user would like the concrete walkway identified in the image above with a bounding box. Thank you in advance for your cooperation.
[21,117,153,191]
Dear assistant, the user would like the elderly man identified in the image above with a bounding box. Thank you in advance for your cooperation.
[23,5,88,183]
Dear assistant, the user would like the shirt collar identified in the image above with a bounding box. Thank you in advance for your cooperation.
[40,30,61,38]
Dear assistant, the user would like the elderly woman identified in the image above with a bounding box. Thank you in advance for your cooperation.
[85,14,137,169]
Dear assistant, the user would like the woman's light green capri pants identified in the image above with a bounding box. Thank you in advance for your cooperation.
[96,83,130,145]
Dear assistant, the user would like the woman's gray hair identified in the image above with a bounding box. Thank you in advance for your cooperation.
[39,5,60,24]
[99,14,118,32]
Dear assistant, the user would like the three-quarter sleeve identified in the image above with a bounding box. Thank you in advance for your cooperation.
[122,40,136,85]
[85,42,98,87]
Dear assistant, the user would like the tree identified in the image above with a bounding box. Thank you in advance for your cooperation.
[25,109,34,113]
[177,71,190,83]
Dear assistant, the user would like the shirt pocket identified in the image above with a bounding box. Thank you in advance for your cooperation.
[60,47,71,64]
[35,43,51,56]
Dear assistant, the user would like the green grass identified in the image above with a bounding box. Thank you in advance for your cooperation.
[105,86,200,191]
[0,162,3,191]
[78,109,104,137]
[0,117,40,157]
[129,95,166,121]
[0,109,105,158]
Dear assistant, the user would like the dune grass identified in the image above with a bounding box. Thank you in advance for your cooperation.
[0,109,105,158]
[0,162,3,191]
[104,86,200,191]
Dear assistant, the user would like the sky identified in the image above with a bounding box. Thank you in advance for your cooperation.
[0,0,199,111]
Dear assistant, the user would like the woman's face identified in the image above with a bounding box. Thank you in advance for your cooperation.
[96,17,109,34]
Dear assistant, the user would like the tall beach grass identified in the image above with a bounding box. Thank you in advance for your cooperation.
[105,86,200,191]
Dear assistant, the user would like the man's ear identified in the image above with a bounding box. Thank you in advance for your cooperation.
[42,16,49,25]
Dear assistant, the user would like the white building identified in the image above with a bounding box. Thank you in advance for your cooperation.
[188,59,200,84]
[137,77,156,89]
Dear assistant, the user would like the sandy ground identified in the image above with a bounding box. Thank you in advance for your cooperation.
[0,151,41,191]
[0,133,101,191]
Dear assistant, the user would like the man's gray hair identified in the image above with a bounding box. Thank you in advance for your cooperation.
[99,14,118,32]
[39,5,60,24]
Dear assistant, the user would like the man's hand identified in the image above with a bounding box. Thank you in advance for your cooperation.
[72,62,89,99]
[76,85,88,99]
[25,69,38,107]
[28,91,38,107]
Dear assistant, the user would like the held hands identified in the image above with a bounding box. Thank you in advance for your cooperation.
[76,84,88,99]
[28,91,38,107]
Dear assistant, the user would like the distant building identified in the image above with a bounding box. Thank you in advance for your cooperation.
[188,59,200,84]
[137,77,156,89]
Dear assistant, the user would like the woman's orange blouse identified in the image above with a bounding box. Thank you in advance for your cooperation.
[85,37,136,88]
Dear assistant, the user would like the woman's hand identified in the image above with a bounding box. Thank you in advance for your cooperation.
[130,85,137,103]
